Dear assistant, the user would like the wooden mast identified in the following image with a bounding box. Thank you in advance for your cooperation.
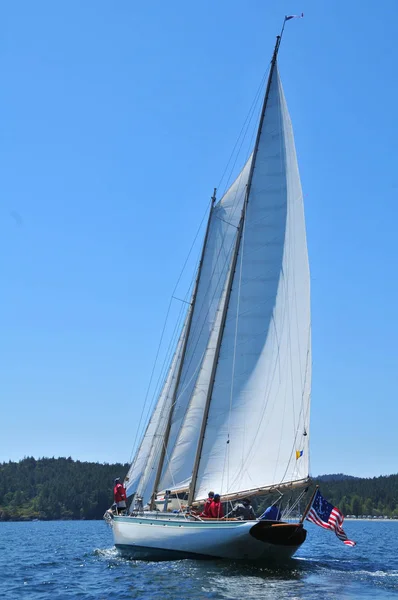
[149,189,217,509]
[187,31,285,508]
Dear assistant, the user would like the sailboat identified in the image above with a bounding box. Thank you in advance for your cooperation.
[106,20,312,563]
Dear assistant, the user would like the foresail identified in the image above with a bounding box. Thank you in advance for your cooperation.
[194,63,311,502]
[158,158,252,493]
[124,313,188,503]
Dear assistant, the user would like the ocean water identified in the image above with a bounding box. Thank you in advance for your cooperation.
[0,520,397,599]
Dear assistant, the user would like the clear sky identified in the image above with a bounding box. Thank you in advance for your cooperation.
[1,1,397,478]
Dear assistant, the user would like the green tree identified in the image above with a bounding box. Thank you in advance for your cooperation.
[351,495,361,517]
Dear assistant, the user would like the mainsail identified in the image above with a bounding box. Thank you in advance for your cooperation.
[126,46,311,508]
[193,61,311,502]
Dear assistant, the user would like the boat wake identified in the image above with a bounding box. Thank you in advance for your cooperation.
[93,547,124,563]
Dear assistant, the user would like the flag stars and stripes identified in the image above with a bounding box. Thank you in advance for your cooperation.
[306,490,356,547]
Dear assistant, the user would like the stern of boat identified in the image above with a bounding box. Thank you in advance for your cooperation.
[249,521,306,548]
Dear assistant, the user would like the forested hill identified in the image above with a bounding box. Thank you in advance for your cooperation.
[1,458,398,521]
[0,457,128,521]
[312,473,398,517]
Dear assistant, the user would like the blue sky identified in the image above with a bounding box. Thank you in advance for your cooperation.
[1,1,397,477]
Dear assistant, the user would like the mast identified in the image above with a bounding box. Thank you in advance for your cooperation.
[149,189,217,508]
[187,31,284,507]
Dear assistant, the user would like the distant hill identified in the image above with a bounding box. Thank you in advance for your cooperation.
[0,457,128,521]
[315,474,358,482]
[1,458,398,520]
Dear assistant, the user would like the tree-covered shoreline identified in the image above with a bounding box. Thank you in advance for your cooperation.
[1,458,397,521]
[311,473,398,518]
[0,457,128,521]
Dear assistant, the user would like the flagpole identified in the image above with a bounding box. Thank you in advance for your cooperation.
[280,17,288,40]
[299,485,319,524]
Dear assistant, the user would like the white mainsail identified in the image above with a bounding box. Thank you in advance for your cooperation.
[124,313,188,501]
[193,62,311,502]
[158,159,252,493]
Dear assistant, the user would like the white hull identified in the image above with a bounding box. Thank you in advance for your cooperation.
[110,515,306,563]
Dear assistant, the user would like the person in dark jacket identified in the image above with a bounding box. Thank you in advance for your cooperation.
[200,491,214,517]
[113,478,127,514]
[231,498,256,520]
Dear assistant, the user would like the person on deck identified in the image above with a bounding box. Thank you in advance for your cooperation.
[200,491,214,517]
[208,494,224,519]
[231,498,256,520]
[113,478,127,514]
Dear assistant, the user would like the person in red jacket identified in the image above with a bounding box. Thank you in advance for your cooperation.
[200,491,214,517]
[113,478,127,514]
[208,494,224,519]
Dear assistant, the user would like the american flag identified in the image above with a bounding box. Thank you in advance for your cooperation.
[306,490,356,547]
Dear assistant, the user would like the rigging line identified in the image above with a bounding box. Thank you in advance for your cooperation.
[172,296,192,306]
[214,216,238,228]
[282,488,307,519]
[217,66,270,195]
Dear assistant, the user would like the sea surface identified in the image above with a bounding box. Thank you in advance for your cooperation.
[0,520,397,599]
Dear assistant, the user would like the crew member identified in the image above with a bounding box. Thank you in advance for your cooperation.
[231,498,256,520]
[200,491,214,517]
[209,494,224,519]
[113,477,127,514]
